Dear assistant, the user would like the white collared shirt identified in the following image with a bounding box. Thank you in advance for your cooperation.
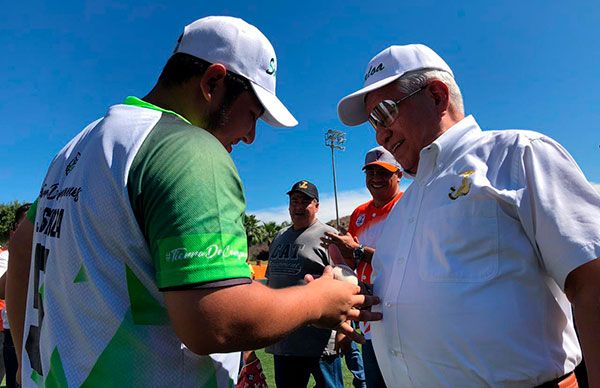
[371,115,600,387]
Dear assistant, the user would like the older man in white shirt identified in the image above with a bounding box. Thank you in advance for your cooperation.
[337,44,600,387]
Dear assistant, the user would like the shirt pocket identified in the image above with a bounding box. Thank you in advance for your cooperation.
[419,198,499,282]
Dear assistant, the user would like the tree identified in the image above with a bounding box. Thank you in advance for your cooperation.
[0,201,23,245]
[262,222,281,246]
[244,213,265,247]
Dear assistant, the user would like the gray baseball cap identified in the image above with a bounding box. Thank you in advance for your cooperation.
[362,146,401,172]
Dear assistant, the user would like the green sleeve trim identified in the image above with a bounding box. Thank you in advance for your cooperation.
[156,233,250,289]
[27,198,38,223]
[123,96,191,125]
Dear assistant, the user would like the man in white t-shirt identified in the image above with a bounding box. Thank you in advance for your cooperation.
[336,43,600,386]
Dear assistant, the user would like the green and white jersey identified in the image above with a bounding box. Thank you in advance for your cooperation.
[22,97,251,387]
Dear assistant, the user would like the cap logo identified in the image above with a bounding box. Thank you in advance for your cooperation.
[364,63,385,81]
[266,58,277,75]
[299,181,308,189]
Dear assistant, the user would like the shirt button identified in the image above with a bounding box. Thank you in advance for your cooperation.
[391,350,399,357]
[372,213,377,218]
[398,256,405,263]
[385,302,392,308]
[408,217,415,223]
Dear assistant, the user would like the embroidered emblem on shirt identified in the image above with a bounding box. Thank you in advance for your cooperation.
[356,213,365,227]
[448,169,475,200]
[299,181,308,189]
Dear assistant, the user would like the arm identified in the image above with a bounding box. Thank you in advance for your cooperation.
[565,258,600,386]
[164,266,380,355]
[5,218,34,372]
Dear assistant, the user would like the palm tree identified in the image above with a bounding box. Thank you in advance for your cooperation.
[244,213,265,247]
[262,221,283,245]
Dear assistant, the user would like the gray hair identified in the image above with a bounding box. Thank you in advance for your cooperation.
[395,69,464,115]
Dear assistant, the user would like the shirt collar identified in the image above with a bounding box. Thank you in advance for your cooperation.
[433,115,481,166]
[407,115,481,183]
[123,96,192,125]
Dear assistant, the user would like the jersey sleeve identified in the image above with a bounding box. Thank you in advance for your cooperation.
[128,117,251,290]
[516,135,600,289]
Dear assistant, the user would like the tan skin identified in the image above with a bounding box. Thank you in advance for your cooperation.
[288,192,319,230]
[144,64,264,153]
[6,66,382,372]
[565,260,600,386]
[365,78,600,384]
[364,80,462,175]
[321,165,401,268]
[0,212,29,299]
[5,218,33,384]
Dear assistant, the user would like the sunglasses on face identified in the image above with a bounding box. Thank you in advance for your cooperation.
[368,85,427,129]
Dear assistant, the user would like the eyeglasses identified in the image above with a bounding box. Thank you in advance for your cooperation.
[368,85,427,129]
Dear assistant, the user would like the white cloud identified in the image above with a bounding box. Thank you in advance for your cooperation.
[592,182,600,195]
[250,188,372,224]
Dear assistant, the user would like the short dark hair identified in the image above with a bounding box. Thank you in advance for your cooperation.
[13,203,32,231]
[157,53,209,88]
[157,53,252,106]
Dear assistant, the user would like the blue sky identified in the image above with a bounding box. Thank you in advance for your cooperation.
[1,1,598,223]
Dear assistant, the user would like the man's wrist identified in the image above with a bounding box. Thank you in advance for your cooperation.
[352,244,365,267]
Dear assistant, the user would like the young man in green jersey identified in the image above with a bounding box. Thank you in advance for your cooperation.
[7,16,380,387]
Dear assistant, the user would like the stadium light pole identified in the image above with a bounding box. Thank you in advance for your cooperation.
[325,129,346,229]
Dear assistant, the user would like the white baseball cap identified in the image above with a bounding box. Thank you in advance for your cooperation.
[337,44,453,126]
[174,16,298,128]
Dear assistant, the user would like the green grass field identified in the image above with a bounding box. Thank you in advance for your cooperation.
[254,349,356,387]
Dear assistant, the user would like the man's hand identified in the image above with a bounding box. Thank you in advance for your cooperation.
[321,231,360,259]
[304,266,381,344]
[335,327,352,354]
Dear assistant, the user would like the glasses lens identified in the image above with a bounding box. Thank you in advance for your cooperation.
[368,115,381,129]
[370,100,398,128]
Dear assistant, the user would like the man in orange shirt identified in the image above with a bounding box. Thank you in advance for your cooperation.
[323,146,402,387]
